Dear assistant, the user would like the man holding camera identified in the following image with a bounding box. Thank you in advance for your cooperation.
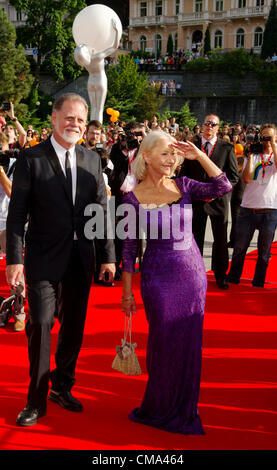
[0,132,25,331]
[228,124,277,287]
[179,113,239,290]
[109,122,143,280]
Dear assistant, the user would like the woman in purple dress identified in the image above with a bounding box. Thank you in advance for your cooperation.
[121,131,232,435]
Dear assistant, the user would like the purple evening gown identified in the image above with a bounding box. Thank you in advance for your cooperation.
[122,174,232,435]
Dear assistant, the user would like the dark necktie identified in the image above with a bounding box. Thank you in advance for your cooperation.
[204,141,210,155]
[65,151,73,201]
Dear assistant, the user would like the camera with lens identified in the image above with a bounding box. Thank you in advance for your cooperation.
[249,136,271,154]
[0,145,20,172]
[120,130,142,151]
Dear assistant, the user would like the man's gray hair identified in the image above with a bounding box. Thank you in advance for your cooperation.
[52,93,88,114]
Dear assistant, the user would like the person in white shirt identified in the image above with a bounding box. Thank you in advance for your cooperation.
[228,123,277,287]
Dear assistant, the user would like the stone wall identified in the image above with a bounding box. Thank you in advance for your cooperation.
[162,95,277,125]
[39,71,277,125]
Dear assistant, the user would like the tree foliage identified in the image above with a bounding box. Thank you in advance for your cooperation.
[0,9,34,106]
[203,27,211,55]
[261,0,277,59]
[10,0,86,83]
[105,54,162,121]
[172,102,197,129]
[166,34,174,57]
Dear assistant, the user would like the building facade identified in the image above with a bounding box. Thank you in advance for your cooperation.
[129,0,270,56]
[0,1,27,25]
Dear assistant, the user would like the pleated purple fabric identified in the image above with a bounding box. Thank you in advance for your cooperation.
[122,174,232,435]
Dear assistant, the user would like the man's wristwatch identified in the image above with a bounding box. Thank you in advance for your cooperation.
[11,117,18,122]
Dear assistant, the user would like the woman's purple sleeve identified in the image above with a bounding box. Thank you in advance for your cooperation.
[182,173,232,200]
[121,193,138,274]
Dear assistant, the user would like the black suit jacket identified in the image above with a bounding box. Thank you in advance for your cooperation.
[179,138,239,220]
[109,143,138,198]
[6,139,116,281]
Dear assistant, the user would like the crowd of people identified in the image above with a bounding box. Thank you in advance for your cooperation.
[0,96,276,433]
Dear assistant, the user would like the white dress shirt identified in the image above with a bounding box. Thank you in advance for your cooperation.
[201,135,217,156]
[50,135,77,205]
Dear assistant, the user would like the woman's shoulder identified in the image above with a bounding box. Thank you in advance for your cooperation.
[174,176,189,192]
[122,191,138,206]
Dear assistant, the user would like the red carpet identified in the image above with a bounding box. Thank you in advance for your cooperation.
[0,243,277,451]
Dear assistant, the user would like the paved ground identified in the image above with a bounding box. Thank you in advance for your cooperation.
[202,206,277,271]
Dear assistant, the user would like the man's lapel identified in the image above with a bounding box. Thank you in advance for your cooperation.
[75,145,87,210]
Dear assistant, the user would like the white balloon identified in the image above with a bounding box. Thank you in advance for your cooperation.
[72,4,122,53]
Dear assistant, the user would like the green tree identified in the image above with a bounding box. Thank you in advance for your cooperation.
[10,0,86,84]
[203,27,211,55]
[172,102,197,129]
[261,0,277,59]
[167,34,174,57]
[0,9,33,107]
[106,54,162,121]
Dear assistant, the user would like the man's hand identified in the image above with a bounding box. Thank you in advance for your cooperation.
[99,263,116,283]
[6,264,24,289]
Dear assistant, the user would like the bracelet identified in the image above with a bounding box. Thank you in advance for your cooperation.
[11,117,18,122]
[121,293,134,301]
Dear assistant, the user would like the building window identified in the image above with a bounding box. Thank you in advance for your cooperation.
[140,35,147,51]
[175,0,180,15]
[155,34,162,54]
[238,0,246,7]
[140,2,147,17]
[256,0,264,6]
[155,0,163,16]
[174,32,178,51]
[214,30,223,48]
[16,9,22,21]
[236,28,245,48]
[215,1,223,12]
[195,1,203,13]
[254,27,263,47]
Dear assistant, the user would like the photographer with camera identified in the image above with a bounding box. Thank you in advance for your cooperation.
[1,102,26,150]
[109,122,144,280]
[228,123,277,288]
[0,132,25,331]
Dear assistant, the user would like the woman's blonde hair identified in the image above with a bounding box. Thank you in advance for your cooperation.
[133,130,184,180]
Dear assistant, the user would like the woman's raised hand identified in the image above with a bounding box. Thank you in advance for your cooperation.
[171,140,204,161]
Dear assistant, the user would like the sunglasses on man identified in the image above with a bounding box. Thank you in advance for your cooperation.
[203,121,219,127]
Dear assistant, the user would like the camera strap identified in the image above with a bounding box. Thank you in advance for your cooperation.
[261,153,273,178]
[201,139,217,158]
[127,149,137,174]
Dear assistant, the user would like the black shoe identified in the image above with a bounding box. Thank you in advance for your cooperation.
[216,279,229,290]
[252,282,264,288]
[227,277,240,284]
[16,405,46,427]
[48,389,83,412]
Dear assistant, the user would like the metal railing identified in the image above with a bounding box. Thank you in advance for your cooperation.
[129,6,270,27]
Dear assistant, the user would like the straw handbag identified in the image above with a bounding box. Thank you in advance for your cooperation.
[112,313,141,376]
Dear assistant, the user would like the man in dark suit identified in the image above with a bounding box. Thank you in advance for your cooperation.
[5,93,116,426]
[179,113,239,289]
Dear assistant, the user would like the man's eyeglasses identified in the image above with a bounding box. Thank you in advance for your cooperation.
[204,121,219,128]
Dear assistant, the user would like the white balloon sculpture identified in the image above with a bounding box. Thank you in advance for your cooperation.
[73,4,122,123]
